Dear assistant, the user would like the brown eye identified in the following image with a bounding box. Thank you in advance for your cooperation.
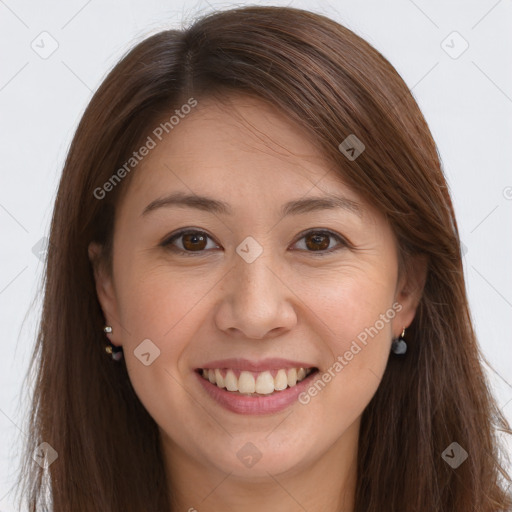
[181,232,208,251]
[293,230,347,255]
[162,230,218,254]
[304,232,330,251]
[162,228,348,257]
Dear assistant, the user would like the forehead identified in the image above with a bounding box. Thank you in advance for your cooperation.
[146,94,332,175]
[117,93,372,221]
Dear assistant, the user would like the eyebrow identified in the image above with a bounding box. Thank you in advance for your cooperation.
[141,191,364,218]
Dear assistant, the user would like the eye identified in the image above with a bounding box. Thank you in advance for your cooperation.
[160,228,349,256]
[291,229,349,256]
[161,229,220,255]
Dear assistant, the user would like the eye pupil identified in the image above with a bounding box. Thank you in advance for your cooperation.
[182,232,207,251]
[306,233,330,251]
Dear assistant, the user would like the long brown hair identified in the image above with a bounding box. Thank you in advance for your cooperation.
[16,5,511,511]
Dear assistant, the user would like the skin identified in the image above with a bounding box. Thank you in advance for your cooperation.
[89,93,427,512]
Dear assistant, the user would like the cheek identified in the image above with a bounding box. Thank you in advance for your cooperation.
[115,256,214,343]
[116,268,200,431]
[300,266,396,405]
[303,265,396,347]
[289,274,396,464]
[113,257,225,410]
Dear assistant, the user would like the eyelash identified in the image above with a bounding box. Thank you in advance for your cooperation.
[160,228,351,257]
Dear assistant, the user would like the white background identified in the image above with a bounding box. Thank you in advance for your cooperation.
[1,0,511,509]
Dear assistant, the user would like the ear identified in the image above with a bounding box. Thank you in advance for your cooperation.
[392,253,428,337]
[88,241,123,347]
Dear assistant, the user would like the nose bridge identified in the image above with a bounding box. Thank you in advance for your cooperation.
[234,233,277,297]
[234,247,280,312]
[215,244,296,339]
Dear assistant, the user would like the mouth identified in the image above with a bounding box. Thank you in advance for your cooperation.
[195,367,319,396]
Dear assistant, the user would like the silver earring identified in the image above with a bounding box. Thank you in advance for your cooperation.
[391,327,407,355]
[103,325,123,361]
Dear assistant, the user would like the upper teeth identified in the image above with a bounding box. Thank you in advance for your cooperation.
[201,368,313,394]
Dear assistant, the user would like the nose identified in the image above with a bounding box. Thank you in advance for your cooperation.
[214,252,297,340]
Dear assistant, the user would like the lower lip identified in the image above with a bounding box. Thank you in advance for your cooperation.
[195,370,318,415]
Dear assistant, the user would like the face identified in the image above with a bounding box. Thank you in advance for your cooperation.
[89,93,423,483]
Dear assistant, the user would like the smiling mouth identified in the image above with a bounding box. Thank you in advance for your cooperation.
[196,367,319,396]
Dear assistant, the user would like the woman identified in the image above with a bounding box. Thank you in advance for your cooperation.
[17,5,512,511]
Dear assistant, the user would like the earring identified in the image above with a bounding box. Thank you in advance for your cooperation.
[103,325,123,361]
[391,327,407,355]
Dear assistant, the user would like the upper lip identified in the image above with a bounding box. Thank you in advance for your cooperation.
[196,358,317,372]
